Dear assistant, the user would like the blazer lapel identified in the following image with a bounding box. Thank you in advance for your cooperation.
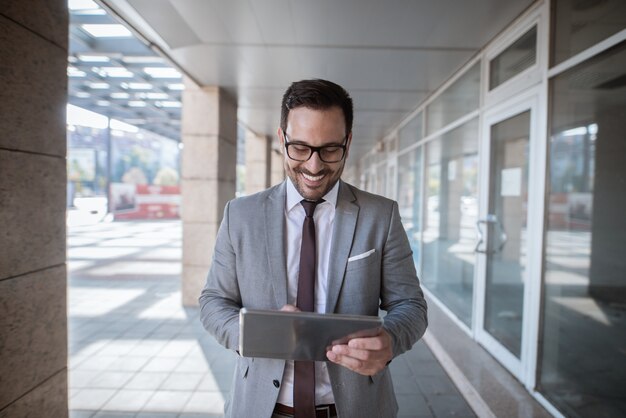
[326,181,358,313]
[264,181,288,308]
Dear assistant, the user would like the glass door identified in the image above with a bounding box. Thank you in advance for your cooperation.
[475,92,544,382]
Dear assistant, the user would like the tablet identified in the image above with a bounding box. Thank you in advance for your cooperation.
[239,308,383,361]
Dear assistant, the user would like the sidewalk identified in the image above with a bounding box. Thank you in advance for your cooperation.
[68,220,475,418]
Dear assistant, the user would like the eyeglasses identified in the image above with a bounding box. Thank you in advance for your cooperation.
[283,132,347,163]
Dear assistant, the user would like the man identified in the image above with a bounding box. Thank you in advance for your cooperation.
[199,79,427,418]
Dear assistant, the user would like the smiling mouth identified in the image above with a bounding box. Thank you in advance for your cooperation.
[301,172,325,182]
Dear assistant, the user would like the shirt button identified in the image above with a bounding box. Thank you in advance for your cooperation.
[273,379,280,388]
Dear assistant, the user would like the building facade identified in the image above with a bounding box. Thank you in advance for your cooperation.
[345,2,626,417]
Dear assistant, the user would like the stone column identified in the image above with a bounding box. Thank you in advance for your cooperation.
[0,2,69,417]
[270,147,285,186]
[245,131,271,194]
[181,79,237,306]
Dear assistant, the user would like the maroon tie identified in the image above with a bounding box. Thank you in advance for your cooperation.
[294,199,322,418]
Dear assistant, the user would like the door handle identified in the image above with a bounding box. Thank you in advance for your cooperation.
[475,219,487,253]
[475,214,507,254]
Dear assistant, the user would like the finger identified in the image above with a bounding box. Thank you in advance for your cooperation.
[280,304,300,312]
[331,344,376,362]
[348,336,388,351]
[328,347,364,372]
[328,349,382,376]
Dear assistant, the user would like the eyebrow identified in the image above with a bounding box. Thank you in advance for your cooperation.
[286,135,346,147]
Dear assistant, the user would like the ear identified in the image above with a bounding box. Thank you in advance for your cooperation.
[344,132,353,159]
[277,127,285,154]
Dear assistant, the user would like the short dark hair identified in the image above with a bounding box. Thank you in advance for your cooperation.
[280,79,353,136]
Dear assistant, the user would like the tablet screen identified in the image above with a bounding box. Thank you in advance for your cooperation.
[239,308,383,361]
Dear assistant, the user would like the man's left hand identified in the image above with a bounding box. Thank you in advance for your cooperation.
[326,328,393,376]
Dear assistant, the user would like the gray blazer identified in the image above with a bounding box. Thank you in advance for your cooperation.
[199,180,428,418]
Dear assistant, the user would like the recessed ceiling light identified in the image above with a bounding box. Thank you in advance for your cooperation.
[110,92,130,99]
[167,83,185,91]
[122,56,164,64]
[78,54,110,63]
[87,82,110,89]
[96,100,111,106]
[126,83,153,90]
[68,67,87,77]
[128,101,147,107]
[74,92,91,98]
[81,24,132,38]
[96,67,134,78]
[143,67,181,78]
[139,92,169,100]
[68,0,99,11]
[155,101,182,108]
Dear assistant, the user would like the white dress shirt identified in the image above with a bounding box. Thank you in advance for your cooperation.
[276,178,339,406]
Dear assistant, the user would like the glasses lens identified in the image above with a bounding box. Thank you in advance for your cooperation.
[286,144,311,161]
[319,146,344,162]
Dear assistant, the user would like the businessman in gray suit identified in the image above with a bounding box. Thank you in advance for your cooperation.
[199,79,427,418]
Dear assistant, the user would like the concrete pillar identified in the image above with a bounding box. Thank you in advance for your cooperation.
[0,2,69,417]
[181,79,237,306]
[245,131,271,194]
[270,147,285,186]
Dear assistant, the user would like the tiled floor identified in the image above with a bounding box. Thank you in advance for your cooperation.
[68,220,475,418]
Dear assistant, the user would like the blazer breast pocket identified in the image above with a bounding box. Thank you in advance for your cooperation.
[346,249,378,271]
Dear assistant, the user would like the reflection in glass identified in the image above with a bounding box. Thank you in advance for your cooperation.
[539,41,626,418]
[426,62,480,136]
[484,111,530,358]
[422,119,479,326]
[489,26,537,90]
[399,113,423,151]
[551,0,626,67]
[398,147,423,270]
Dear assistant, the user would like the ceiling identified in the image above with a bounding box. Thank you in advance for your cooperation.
[97,0,534,159]
[68,2,183,140]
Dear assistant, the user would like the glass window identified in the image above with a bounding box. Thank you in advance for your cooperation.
[539,41,626,418]
[551,0,626,66]
[489,26,537,90]
[426,62,480,136]
[422,118,479,326]
[376,163,387,197]
[483,110,531,358]
[397,146,423,270]
[399,113,423,151]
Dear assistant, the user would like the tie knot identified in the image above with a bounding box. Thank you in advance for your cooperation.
[301,199,323,218]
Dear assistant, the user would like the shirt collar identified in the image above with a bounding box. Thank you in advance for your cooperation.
[286,177,339,212]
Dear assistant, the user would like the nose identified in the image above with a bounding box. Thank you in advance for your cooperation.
[305,150,324,172]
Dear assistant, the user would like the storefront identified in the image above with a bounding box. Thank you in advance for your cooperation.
[348,1,626,416]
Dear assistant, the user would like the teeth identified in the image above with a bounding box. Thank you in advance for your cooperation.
[302,173,324,182]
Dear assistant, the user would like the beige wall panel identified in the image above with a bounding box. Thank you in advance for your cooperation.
[0,370,67,418]
[182,135,220,180]
[1,0,68,49]
[182,135,236,182]
[0,150,66,280]
[0,265,67,411]
[183,222,218,266]
[0,15,67,157]
[182,179,220,223]
[182,264,211,307]
[182,85,220,137]
[271,149,285,186]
